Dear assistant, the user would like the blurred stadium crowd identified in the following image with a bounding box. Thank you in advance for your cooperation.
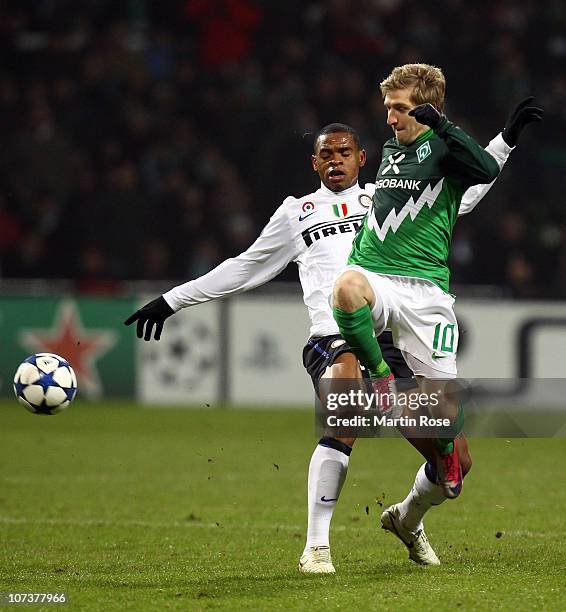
[0,0,565,296]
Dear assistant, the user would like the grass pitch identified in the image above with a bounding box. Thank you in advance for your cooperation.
[0,400,564,611]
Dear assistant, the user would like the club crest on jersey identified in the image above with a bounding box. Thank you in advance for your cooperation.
[332,203,348,218]
[358,194,372,208]
[416,141,432,163]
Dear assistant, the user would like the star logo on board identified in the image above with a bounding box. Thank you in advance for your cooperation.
[19,301,117,398]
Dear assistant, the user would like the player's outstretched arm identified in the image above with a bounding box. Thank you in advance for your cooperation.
[459,97,543,216]
[410,103,500,186]
[123,203,297,341]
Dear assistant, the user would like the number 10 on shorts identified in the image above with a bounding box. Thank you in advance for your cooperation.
[433,322,455,353]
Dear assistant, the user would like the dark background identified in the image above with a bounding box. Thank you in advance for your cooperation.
[0,0,564,297]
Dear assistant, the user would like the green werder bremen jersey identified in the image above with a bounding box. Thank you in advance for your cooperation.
[349,122,500,292]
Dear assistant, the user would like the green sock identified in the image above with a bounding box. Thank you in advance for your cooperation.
[333,305,390,377]
[434,405,464,454]
[434,439,454,454]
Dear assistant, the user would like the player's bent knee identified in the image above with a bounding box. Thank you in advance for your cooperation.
[333,271,371,311]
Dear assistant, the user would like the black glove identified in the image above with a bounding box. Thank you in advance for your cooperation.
[408,103,447,130]
[501,97,543,147]
[124,296,174,341]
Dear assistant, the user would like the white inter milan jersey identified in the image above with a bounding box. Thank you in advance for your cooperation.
[165,182,373,337]
[164,134,512,338]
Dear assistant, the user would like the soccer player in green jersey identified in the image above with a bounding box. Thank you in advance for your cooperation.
[332,63,542,499]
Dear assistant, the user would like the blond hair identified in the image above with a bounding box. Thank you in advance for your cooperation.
[380,63,446,112]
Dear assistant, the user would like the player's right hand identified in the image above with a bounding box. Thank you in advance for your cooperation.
[124,296,174,341]
[408,103,446,130]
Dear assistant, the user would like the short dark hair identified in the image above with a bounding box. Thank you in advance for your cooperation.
[313,123,361,152]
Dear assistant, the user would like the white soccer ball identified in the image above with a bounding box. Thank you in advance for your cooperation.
[13,353,78,415]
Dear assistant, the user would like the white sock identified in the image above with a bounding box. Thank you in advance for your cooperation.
[396,463,445,533]
[304,444,349,551]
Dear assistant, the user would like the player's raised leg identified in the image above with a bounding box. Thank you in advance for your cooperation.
[332,270,393,405]
[396,301,465,500]
[300,351,359,574]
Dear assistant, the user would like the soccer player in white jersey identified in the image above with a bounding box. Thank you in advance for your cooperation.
[125,104,539,572]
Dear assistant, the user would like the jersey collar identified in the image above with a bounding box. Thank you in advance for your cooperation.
[318,182,360,197]
[414,128,433,144]
[395,128,434,150]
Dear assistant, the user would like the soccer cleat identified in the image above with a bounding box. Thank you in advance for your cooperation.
[298,546,335,574]
[381,504,440,566]
[370,372,395,415]
[435,442,463,499]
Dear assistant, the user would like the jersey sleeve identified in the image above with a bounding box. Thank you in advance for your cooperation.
[458,133,514,216]
[163,202,297,311]
[436,120,501,188]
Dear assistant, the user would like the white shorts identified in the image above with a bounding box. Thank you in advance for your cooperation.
[344,267,458,378]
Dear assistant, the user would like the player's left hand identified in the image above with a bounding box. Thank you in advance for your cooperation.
[124,296,174,341]
[502,96,544,147]
[409,103,446,130]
